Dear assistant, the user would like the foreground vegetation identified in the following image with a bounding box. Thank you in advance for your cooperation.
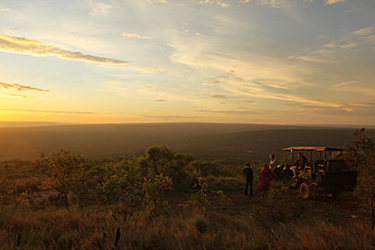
[1,129,375,249]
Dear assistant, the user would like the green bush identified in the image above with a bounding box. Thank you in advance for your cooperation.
[142,174,173,215]
[40,149,86,209]
[185,177,210,214]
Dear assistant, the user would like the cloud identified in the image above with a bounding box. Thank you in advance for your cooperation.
[334,81,358,87]
[88,0,112,17]
[0,81,49,92]
[147,0,168,3]
[324,0,346,5]
[305,0,346,5]
[353,27,374,36]
[121,33,154,40]
[347,102,375,108]
[0,34,128,64]
[258,0,285,9]
[292,26,375,64]
[0,7,9,12]
[199,0,230,8]
[0,108,93,114]
[241,100,257,104]
[198,109,264,115]
[142,114,196,120]
[170,40,343,109]
[0,93,34,99]
[210,94,227,99]
[257,0,300,20]
[136,67,166,72]
[142,85,155,89]
[153,99,167,102]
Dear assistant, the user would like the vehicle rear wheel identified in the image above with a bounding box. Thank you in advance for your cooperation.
[300,182,310,199]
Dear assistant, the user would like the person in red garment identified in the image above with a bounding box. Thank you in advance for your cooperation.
[255,163,275,194]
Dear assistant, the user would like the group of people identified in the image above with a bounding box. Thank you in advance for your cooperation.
[243,153,307,196]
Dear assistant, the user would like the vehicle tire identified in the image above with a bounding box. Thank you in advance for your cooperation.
[300,182,310,199]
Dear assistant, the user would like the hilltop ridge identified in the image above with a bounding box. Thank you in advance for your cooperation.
[0,123,373,162]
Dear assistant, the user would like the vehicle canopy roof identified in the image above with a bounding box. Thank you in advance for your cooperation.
[282,146,343,152]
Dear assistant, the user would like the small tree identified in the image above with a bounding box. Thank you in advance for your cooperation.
[185,177,210,214]
[345,128,375,230]
[40,149,85,209]
[142,174,173,215]
[139,145,192,187]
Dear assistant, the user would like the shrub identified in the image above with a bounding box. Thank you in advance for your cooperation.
[215,190,232,206]
[142,174,173,215]
[266,179,304,222]
[204,176,244,192]
[139,145,193,188]
[345,128,375,230]
[185,177,210,214]
[39,149,86,209]
[190,160,243,177]
[95,160,142,207]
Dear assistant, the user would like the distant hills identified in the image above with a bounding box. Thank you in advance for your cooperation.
[0,122,64,128]
[0,123,373,164]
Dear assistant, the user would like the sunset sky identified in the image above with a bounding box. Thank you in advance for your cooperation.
[1,0,374,125]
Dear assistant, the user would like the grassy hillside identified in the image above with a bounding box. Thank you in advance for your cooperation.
[0,144,374,249]
[0,123,373,163]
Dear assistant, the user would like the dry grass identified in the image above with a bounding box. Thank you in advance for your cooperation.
[0,155,374,249]
[1,196,374,250]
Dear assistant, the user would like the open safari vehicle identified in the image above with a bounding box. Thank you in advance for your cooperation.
[282,146,358,199]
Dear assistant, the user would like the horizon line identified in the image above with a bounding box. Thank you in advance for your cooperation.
[0,121,374,129]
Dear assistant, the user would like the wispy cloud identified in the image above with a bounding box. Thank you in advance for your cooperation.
[0,7,9,12]
[257,0,301,20]
[210,94,227,99]
[324,0,346,5]
[0,81,49,92]
[291,26,375,64]
[334,81,358,87]
[147,0,168,3]
[0,108,93,114]
[153,99,167,102]
[0,93,34,99]
[199,0,230,8]
[304,0,346,5]
[258,0,286,9]
[170,39,342,109]
[198,109,264,115]
[142,85,155,89]
[136,67,165,72]
[142,114,196,120]
[353,27,374,36]
[0,34,128,64]
[121,33,154,40]
[241,100,257,104]
[89,0,112,17]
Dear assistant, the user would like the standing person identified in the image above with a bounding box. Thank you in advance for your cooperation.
[243,163,253,196]
[269,154,278,171]
[256,163,275,194]
[292,152,308,178]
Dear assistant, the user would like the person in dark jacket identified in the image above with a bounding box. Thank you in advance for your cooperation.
[243,163,254,196]
[292,153,308,178]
